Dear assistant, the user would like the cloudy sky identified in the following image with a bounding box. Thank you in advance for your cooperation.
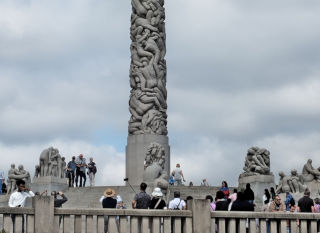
[1,0,320,187]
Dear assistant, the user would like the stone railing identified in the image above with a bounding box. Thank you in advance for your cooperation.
[1,198,320,233]
[0,207,35,232]
[211,211,320,233]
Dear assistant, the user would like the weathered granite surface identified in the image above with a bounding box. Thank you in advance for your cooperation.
[126,0,170,186]
[7,164,31,194]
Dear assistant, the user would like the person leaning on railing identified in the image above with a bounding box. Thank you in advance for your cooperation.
[8,179,35,233]
[269,195,285,212]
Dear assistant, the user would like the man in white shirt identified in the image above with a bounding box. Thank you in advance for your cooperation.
[169,191,186,210]
[8,179,35,233]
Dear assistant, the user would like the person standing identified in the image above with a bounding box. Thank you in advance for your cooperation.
[51,191,68,208]
[244,183,255,204]
[87,157,97,187]
[0,178,2,195]
[268,195,285,233]
[297,189,314,213]
[220,181,230,198]
[269,195,285,212]
[314,198,320,213]
[51,191,68,225]
[169,191,186,210]
[201,178,209,186]
[1,179,7,194]
[8,180,35,233]
[270,187,276,201]
[171,163,186,186]
[66,156,76,187]
[263,189,271,205]
[149,187,166,209]
[132,182,151,209]
[215,190,229,211]
[102,188,117,233]
[75,154,87,187]
[230,192,254,211]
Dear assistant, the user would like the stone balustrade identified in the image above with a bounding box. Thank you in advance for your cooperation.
[211,211,320,233]
[1,198,320,233]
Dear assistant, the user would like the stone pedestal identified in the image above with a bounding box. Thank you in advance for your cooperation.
[304,181,320,198]
[238,174,275,203]
[126,134,170,186]
[31,176,68,193]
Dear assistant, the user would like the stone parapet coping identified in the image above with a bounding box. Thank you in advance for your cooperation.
[55,208,192,217]
[211,211,320,220]
[0,207,34,214]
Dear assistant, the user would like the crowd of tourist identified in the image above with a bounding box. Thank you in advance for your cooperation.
[65,154,97,188]
[6,172,320,233]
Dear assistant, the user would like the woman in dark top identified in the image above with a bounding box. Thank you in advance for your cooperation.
[149,187,166,209]
[215,190,229,211]
[270,187,276,201]
[102,188,117,208]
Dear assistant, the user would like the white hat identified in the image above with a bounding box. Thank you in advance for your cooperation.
[152,187,163,197]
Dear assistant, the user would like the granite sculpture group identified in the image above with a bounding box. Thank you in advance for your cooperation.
[143,142,169,194]
[237,146,320,200]
[37,147,66,179]
[241,146,271,177]
[128,0,168,136]
[6,164,31,194]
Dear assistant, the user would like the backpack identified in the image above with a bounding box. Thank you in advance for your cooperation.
[92,165,97,174]
[289,196,295,207]
[174,200,181,210]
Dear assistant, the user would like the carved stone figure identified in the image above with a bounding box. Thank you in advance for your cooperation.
[301,159,320,182]
[17,165,31,187]
[39,147,59,176]
[50,152,59,177]
[143,142,166,182]
[38,147,65,178]
[34,165,40,178]
[6,164,31,194]
[128,0,168,136]
[241,147,271,177]
[154,170,169,195]
[60,157,66,178]
[276,170,307,194]
[288,169,307,193]
[7,164,18,194]
[276,171,291,194]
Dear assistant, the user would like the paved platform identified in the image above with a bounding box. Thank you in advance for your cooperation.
[0,185,222,209]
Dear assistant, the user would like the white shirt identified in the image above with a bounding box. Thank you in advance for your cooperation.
[169,198,186,210]
[8,191,35,207]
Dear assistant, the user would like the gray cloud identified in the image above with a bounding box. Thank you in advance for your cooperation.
[1,0,320,187]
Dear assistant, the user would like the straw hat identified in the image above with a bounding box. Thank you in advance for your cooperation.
[152,187,163,197]
[104,188,116,197]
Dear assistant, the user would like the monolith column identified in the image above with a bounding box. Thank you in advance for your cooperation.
[126,0,170,185]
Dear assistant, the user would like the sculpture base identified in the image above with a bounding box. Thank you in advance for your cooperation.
[126,134,170,186]
[304,181,320,198]
[238,174,275,203]
[31,176,68,194]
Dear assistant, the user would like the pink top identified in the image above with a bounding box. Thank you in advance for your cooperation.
[228,193,237,203]
[210,202,216,212]
[314,204,320,213]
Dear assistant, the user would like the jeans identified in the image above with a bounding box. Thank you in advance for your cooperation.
[67,171,75,187]
[76,171,86,187]
[174,179,182,186]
